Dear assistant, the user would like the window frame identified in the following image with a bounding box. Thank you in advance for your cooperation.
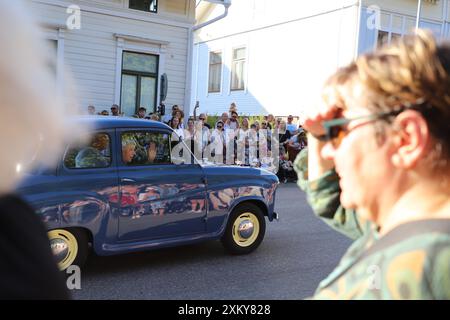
[62,132,113,171]
[119,130,173,167]
[230,46,247,91]
[376,29,403,48]
[208,50,223,93]
[120,50,159,116]
[128,0,158,14]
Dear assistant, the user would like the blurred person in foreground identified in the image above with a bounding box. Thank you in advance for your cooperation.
[0,1,85,299]
[295,30,450,299]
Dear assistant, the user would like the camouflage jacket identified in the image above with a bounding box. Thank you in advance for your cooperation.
[294,148,450,299]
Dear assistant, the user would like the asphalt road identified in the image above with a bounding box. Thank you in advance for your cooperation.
[71,183,351,300]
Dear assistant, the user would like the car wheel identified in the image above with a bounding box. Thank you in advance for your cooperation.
[47,228,89,271]
[221,203,266,255]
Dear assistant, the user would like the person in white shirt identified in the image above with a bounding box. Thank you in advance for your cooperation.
[210,120,226,163]
[286,115,298,135]
[236,117,250,165]
[173,109,185,129]
[221,112,230,130]
[170,117,184,142]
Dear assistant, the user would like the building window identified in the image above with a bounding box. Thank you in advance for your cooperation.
[129,0,158,13]
[208,51,222,93]
[120,51,159,116]
[230,47,246,91]
[46,39,58,75]
[376,30,402,48]
[377,30,389,48]
[121,131,171,166]
[390,32,402,43]
[64,133,111,169]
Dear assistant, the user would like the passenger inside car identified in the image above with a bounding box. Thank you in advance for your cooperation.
[122,139,137,164]
[147,141,157,163]
[74,133,110,168]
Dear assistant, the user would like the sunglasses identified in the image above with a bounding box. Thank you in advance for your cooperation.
[317,108,407,147]
[199,118,206,121]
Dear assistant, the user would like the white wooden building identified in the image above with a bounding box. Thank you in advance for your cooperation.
[31,0,196,116]
[191,0,450,117]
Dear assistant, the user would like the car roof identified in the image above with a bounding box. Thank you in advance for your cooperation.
[71,116,172,131]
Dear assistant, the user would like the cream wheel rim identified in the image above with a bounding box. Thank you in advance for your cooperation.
[48,229,78,271]
[232,212,260,247]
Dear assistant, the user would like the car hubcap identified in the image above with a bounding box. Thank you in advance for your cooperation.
[232,212,260,247]
[48,230,78,271]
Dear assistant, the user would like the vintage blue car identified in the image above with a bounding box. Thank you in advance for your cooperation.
[16,117,279,270]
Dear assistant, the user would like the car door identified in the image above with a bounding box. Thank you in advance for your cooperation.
[117,128,207,242]
[57,130,120,239]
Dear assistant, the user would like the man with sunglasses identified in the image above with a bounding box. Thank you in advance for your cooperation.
[194,113,211,160]
[209,120,226,163]
[198,113,211,129]
[110,104,120,116]
[294,31,450,300]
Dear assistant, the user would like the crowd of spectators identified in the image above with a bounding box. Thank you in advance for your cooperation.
[85,102,307,183]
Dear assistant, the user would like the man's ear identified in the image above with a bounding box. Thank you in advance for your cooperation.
[390,110,430,169]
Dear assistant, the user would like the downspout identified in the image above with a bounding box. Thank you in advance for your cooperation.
[184,1,231,122]
[415,0,423,31]
[354,0,362,59]
[443,0,448,40]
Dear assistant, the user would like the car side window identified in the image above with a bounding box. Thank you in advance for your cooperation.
[64,133,111,169]
[121,131,171,166]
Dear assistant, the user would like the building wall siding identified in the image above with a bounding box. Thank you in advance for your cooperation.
[191,1,359,117]
[358,1,450,55]
[31,0,193,114]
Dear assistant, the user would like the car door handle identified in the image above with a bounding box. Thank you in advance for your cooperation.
[121,178,136,183]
